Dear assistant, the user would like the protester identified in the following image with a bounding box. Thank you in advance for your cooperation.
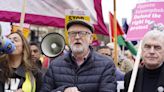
[97,45,124,81]
[30,42,42,69]
[40,19,117,92]
[124,30,164,92]
[106,42,117,60]
[97,45,112,57]
[107,42,134,74]
[0,31,42,92]
[120,50,135,73]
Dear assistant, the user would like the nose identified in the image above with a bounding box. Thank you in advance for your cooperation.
[31,51,35,55]
[149,47,155,53]
[74,33,80,39]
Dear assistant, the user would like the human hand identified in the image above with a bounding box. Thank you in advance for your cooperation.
[14,89,24,92]
[64,87,80,92]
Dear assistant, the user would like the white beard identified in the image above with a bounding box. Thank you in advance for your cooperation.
[70,44,84,54]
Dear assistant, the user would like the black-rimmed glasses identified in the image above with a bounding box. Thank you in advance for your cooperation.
[68,31,91,37]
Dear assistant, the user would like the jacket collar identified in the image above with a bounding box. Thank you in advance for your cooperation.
[13,65,25,78]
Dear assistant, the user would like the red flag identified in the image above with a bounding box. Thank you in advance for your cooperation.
[109,12,137,55]
[109,12,124,38]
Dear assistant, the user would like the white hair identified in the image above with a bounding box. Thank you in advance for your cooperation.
[142,29,164,48]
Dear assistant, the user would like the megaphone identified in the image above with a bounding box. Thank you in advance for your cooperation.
[0,36,16,54]
[41,32,65,58]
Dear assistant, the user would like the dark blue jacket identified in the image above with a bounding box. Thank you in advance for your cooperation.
[40,49,117,92]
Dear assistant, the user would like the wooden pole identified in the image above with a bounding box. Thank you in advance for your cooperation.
[0,24,2,36]
[108,13,112,43]
[19,0,27,31]
[113,0,118,67]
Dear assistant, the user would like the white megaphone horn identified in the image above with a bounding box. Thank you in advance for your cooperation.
[40,32,65,58]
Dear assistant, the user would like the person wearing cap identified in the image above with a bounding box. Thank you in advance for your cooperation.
[40,19,117,92]
[124,30,164,92]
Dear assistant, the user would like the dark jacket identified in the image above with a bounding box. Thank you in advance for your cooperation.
[124,63,164,92]
[0,65,42,92]
[40,49,117,92]
[115,68,124,81]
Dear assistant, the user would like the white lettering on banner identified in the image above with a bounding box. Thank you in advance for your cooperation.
[136,3,155,9]
[132,19,144,25]
[133,14,151,19]
[5,78,20,91]
[152,13,161,18]
[136,8,164,14]
[126,2,164,41]
[129,25,148,31]
[5,90,14,92]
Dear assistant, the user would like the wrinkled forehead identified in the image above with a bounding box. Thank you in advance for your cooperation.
[142,35,164,48]
[145,38,163,44]
[142,31,164,46]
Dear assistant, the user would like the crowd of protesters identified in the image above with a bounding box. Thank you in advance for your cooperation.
[1,19,164,92]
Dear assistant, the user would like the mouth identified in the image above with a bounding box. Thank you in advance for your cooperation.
[147,57,157,60]
[74,42,81,45]
[31,57,36,60]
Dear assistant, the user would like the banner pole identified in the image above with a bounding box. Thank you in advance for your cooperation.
[128,40,142,92]
[19,0,27,31]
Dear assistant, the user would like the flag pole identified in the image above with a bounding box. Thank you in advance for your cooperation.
[113,0,118,67]
[108,13,112,43]
[19,0,27,31]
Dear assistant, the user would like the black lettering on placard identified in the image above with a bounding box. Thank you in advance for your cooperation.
[68,16,84,21]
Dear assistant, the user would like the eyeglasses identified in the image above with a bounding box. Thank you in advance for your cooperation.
[68,31,91,37]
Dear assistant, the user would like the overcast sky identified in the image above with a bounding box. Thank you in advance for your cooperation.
[102,0,139,25]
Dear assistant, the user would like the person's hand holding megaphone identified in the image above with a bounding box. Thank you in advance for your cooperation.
[0,36,16,54]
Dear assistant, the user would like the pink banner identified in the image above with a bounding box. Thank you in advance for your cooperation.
[126,2,164,41]
[0,0,108,35]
